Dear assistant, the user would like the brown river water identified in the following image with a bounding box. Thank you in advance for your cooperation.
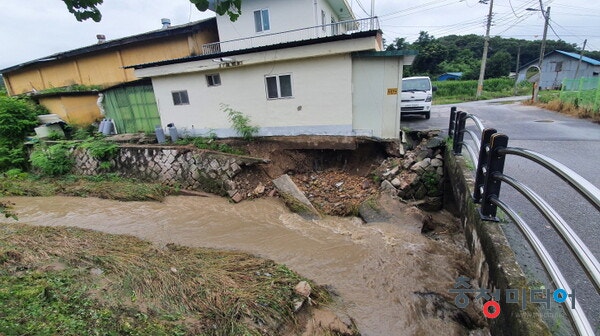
[1,196,485,335]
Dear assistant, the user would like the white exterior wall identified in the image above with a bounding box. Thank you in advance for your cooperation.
[352,57,404,138]
[150,54,353,137]
[215,0,348,51]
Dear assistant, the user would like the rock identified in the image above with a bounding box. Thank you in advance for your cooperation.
[426,136,445,149]
[431,158,443,167]
[411,158,431,172]
[170,267,178,273]
[334,181,344,188]
[254,182,265,195]
[383,166,400,178]
[295,281,312,298]
[380,180,397,194]
[391,177,402,187]
[273,174,321,219]
[437,167,444,176]
[268,189,277,197]
[361,180,371,190]
[419,196,443,212]
[231,192,244,203]
[414,185,428,199]
[90,268,104,276]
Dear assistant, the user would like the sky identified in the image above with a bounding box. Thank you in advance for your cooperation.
[1,0,599,71]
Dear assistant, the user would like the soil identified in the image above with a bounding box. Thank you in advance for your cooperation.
[225,136,388,216]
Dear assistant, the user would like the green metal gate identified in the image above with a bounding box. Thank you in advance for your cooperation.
[103,84,161,133]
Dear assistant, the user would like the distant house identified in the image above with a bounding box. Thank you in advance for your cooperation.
[438,72,462,81]
[0,18,218,127]
[516,50,600,90]
[130,0,416,139]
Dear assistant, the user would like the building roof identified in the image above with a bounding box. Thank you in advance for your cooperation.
[0,18,217,74]
[127,30,381,70]
[555,50,600,66]
[518,49,600,72]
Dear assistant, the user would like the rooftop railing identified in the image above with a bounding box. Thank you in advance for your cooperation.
[202,17,379,55]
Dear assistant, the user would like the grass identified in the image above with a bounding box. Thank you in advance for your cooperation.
[432,78,532,105]
[0,223,331,335]
[525,90,600,123]
[0,173,174,202]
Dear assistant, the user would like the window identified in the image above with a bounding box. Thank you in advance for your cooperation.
[206,73,221,87]
[265,74,293,99]
[171,90,189,105]
[254,9,270,32]
[555,62,563,72]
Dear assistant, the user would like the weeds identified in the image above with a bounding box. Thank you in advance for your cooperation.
[30,143,75,176]
[0,223,329,335]
[221,104,259,141]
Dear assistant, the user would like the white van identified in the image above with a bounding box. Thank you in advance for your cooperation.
[400,76,435,119]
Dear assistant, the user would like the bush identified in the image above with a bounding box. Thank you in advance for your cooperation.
[221,104,259,140]
[0,96,38,147]
[30,144,74,176]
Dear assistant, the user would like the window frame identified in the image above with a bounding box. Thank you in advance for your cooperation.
[206,73,222,87]
[265,74,293,100]
[171,90,190,106]
[254,9,270,33]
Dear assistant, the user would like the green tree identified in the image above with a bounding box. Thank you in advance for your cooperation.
[385,37,410,51]
[61,0,243,22]
[486,50,512,78]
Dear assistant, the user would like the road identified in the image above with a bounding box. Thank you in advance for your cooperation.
[403,98,600,334]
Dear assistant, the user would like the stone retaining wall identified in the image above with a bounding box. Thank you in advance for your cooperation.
[72,145,268,199]
[445,145,550,336]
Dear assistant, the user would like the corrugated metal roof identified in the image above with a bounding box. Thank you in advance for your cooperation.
[555,50,600,66]
[1,18,217,74]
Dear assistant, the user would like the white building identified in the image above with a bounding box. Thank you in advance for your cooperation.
[130,0,415,139]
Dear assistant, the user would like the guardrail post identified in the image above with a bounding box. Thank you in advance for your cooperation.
[480,133,509,221]
[452,111,467,155]
[448,106,457,138]
[473,128,497,203]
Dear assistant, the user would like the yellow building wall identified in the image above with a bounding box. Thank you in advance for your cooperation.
[5,26,219,95]
[40,61,79,89]
[77,52,127,88]
[38,95,102,126]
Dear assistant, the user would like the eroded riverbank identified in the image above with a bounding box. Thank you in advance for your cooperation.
[2,195,488,335]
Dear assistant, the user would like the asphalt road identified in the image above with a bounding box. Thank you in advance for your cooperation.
[403,98,600,334]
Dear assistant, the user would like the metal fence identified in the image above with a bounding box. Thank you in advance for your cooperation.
[560,77,600,113]
[448,107,600,336]
[202,17,379,55]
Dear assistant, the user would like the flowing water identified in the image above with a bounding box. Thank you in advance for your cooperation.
[2,196,484,335]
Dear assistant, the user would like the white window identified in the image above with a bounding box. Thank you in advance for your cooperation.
[206,73,221,87]
[254,9,270,32]
[171,90,189,105]
[265,74,293,99]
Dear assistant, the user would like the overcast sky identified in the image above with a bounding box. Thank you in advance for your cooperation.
[1,0,599,70]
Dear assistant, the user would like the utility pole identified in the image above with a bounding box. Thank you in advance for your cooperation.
[476,0,494,98]
[574,39,587,79]
[513,46,521,96]
[532,2,550,102]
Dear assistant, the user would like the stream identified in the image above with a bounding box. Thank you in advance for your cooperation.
[1,195,485,335]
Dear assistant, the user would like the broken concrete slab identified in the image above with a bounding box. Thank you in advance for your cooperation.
[272,174,321,219]
[358,193,425,233]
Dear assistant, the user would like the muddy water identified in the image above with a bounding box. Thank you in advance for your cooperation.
[2,196,477,335]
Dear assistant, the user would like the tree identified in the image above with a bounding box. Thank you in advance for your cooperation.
[385,37,410,51]
[485,50,512,78]
[61,0,243,22]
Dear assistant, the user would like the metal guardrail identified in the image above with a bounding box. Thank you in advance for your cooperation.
[202,17,380,55]
[448,107,599,336]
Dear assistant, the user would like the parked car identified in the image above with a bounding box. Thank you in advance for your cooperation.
[400,76,436,119]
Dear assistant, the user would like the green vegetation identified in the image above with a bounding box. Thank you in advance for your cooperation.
[30,143,75,177]
[0,172,173,202]
[0,96,40,172]
[433,78,532,104]
[34,84,103,95]
[0,223,330,335]
[221,104,259,141]
[386,32,599,79]
[176,133,245,155]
